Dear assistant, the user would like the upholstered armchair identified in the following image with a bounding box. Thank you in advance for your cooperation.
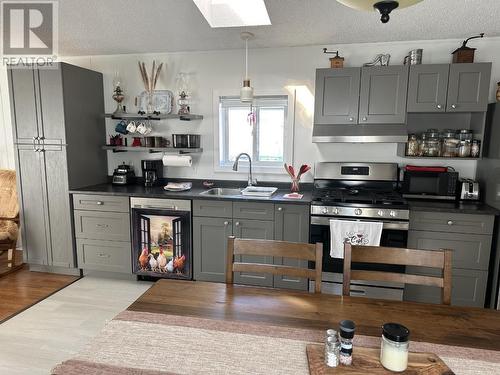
[0,170,21,274]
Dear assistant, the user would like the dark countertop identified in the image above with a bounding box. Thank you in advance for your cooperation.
[69,182,499,215]
[69,182,313,205]
[408,200,500,216]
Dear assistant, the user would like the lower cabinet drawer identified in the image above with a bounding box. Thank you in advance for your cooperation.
[410,211,494,235]
[315,281,403,301]
[76,239,132,273]
[74,211,131,241]
[73,194,129,213]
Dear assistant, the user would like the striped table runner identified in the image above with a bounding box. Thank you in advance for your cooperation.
[52,310,500,374]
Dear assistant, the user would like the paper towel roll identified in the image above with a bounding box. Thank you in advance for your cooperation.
[162,154,192,167]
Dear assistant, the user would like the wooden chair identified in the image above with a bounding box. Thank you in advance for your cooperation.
[343,243,452,305]
[0,169,21,275]
[226,236,323,293]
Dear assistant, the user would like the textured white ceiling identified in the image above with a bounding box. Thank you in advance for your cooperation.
[58,0,500,56]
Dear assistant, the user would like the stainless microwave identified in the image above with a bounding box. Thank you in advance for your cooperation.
[401,169,459,200]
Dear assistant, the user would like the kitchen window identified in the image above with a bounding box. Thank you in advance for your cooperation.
[216,95,292,172]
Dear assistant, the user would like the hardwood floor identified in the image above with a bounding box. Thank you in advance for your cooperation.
[0,267,79,323]
[0,249,24,276]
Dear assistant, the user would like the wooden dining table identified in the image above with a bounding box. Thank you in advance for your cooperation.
[129,279,500,352]
[53,280,500,375]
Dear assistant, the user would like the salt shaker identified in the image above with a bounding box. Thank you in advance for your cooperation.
[339,320,356,366]
[324,333,340,367]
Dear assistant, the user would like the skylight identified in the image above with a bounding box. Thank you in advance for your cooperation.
[193,0,271,28]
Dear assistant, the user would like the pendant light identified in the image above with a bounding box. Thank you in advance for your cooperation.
[336,0,423,23]
[240,32,255,103]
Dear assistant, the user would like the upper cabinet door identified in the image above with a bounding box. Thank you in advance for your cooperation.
[9,68,40,143]
[447,63,491,112]
[407,64,449,113]
[314,68,361,125]
[37,66,66,144]
[359,66,409,124]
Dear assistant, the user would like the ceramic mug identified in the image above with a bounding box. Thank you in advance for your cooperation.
[115,120,129,135]
[126,121,137,133]
[136,121,148,135]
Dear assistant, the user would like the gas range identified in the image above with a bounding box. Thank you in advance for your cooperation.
[310,162,409,221]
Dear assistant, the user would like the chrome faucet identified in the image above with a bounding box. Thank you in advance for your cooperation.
[232,153,257,186]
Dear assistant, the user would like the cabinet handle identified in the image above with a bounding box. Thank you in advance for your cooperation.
[350,289,366,296]
[235,222,240,227]
[96,201,104,205]
[277,207,283,211]
[96,223,110,228]
[349,117,354,122]
[447,220,454,226]
[362,117,367,121]
[97,253,110,258]
[451,104,457,109]
[437,104,442,109]
[223,221,229,226]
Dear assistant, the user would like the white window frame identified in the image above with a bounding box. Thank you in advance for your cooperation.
[212,89,294,174]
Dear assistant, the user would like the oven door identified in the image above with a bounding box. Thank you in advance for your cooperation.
[310,216,408,300]
[131,198,192,280]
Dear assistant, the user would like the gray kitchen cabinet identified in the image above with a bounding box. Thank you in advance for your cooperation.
[44,146,73,267]
[73,194,131,273]
[73,194,129,213]
[193,217,232,282]
[410,211,494,235]
[358,66,409,124]
[233,218,275,287]
[233,202,275,220]
[74,211,131,242]
[273,204,309,290]
[193,200,233,218]
[446,63,491,112]
[15,145,49,265]
[9,69,39,144]
[404,268,488,308]
[76,239,132,273]
[405,211,495,307]
[407,64,449,113]
[314,68,361,125]
[9,63,107,271]
[407,230,492,271]
[192,201,310,289]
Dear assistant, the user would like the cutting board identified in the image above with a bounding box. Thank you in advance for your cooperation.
[306,344,454,375]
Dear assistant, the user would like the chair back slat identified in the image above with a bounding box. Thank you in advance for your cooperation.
[226,237,323,293]
[343,243,452,305]
[350,246,445,268]
[232,239,317,261]
[351,270,444,288]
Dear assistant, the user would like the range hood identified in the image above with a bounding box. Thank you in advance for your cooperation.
[312,124,408,143]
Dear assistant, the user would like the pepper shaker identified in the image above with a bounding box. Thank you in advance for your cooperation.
[339,320,356,366]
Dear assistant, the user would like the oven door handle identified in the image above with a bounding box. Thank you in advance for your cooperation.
[310,216,409,231]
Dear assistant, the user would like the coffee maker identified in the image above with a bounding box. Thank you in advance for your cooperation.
[141,160,163,187]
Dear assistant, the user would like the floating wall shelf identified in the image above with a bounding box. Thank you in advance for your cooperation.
[102,145,203,154]
[104,113,203,121]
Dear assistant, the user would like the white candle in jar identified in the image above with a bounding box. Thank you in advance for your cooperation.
[380,323,410,372]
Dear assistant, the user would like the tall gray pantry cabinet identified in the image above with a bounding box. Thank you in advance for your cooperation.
[8,63,107,270]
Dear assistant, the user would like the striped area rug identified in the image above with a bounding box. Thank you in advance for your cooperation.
[52,310,500,374]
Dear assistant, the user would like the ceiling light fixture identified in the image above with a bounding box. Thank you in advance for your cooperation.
[240,32,254,103]
[336,0,423,23]
[193,0,271,28]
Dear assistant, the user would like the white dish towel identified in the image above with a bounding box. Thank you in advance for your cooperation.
[329,219,383,259]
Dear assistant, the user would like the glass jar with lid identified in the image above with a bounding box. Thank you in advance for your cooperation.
[380,323,410,372]
[422,130,441,157]
[406,134,419,156]
[456,129,473,142]
[441,129,459,157]
[458,140,472,157]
